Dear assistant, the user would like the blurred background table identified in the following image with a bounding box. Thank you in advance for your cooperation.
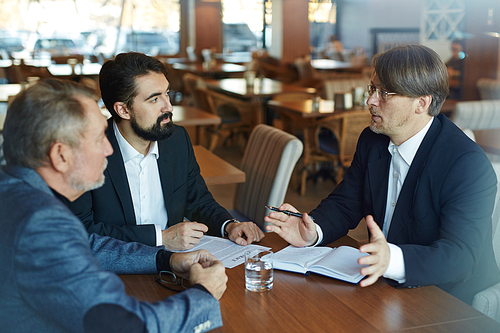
[172,62,247,79]
[193,145,245,185]
[311,59,363,73]
[173,105,221,146]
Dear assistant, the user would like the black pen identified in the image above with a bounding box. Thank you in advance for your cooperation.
[265,205,304,218]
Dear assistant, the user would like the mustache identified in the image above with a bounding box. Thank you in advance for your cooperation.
[158,112,173,123]
[369,107,379,117]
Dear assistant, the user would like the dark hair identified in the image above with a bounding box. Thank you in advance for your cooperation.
[99,52,168,121]
[372,45,449,116]
[3,79,97,169]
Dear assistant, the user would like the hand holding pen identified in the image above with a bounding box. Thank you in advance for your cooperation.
[264,204,318,247]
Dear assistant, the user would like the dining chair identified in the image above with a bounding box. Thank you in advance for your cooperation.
[477,78,500,100]
[182,72,206,106]
[310,110,372,185]
[228,124,303,230]
[270,92,315,131]
[472,162,500,322]
[204,88,259,149]
[450,100,500,130]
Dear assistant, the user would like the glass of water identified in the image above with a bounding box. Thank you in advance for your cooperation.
[245,250,273,292]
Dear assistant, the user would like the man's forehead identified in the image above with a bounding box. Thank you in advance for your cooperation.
[134,72,169,96]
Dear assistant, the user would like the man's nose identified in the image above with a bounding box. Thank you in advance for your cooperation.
[161,94,174,113]
[104,137,113,157]
[366,91,379,107]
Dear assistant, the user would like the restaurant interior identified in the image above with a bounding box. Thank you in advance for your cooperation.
[1,0,500,328]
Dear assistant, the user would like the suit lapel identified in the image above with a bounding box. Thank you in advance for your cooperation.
[387,116,442,242]
[157,140,173,225]
[105,119,136,225]
[368,142,391,230]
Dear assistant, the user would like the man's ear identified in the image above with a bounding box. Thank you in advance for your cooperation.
[415,95,432,115]
[114,102,131,120]
[49,142,72,173]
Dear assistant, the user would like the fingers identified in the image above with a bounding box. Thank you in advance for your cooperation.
[359,274,379,287]
[279,203,298,212]
[365,215,384,240]
[190,261,228,300]
[183,221,209,233]
[162,222,208,251]
[228,222,265,246]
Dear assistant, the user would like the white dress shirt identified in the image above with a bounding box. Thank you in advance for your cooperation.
[313,117,434,284]
[114,122,167,246]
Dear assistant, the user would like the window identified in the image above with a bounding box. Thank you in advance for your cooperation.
[0,0,180,62]
[221,0,265,53]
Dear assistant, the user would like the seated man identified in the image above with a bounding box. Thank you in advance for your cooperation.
[64,52,264,250]
[265,45,500,305]
[0,79,227,332]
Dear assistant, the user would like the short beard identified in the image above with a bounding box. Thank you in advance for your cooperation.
[69,158,108,192]
[130,112,175,142]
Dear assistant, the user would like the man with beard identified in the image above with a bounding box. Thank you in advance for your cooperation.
[0,79,227,332]
[63,52,264,250]
[265,45,500,305]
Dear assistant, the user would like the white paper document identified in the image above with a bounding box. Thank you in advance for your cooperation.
[175,235,271,269]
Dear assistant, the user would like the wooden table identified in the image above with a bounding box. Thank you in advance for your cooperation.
[268,99,369,195]
[172,62,247,79]
[119,232,500,332]
[193,145,245,185]
[206,78,316,124]
[311,59,363,73]
[207,77,316,99]
[47,63,101,78]
[172,105,221,145]
[0,84,22,103]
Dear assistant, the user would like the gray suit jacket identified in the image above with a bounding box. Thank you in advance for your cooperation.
[0,165,222,333]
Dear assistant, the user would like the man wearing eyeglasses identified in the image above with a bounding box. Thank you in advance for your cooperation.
[265,45,499,305]
[0,80,226,332]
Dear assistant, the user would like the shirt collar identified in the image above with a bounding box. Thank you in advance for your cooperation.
[113,121,159,163]
[388,117,434,166]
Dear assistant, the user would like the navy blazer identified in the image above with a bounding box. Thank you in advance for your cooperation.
[0,166,222,333]
[66,120,233,246]
[310,114,500,304]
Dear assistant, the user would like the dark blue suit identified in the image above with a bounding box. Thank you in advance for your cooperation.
[0,165,222,332]
[310,114,500,304]
[65,120,233,246]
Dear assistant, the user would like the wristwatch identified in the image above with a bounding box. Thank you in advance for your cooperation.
[224,218,241,237]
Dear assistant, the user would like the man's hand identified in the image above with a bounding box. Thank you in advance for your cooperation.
[358,215,390,287]
[170,249,218,278]
[226,221,265,246]
[190,260,227,300]
[264,203,317,247]
[161,221,209,251]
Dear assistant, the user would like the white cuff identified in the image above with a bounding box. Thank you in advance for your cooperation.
[221,219,232,237]
[307,223,323,247]
[154,224,162,246]
[383,243,406,283]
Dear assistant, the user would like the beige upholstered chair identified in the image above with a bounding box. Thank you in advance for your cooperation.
[477,78,500,100]
[450,100,500,130]
[472,162,500,322]
[229,124,303,230]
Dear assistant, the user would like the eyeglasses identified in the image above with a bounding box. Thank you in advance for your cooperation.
[367,84,397,102]
[155,271,190,292]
